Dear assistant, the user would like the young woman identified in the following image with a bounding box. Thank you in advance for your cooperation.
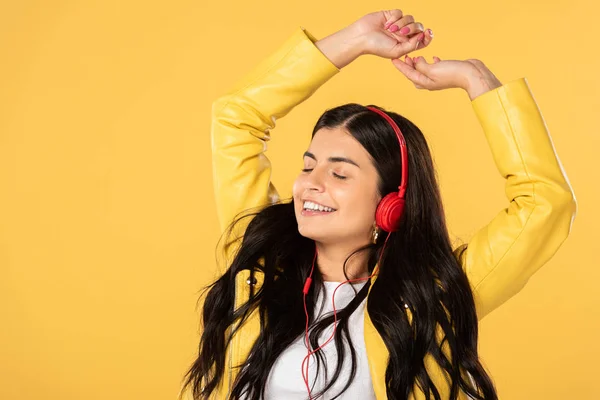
[180,9,577,400]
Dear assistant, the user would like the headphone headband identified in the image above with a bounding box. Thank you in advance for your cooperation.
[366,106,408,198]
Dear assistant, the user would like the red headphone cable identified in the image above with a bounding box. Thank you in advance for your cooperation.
[301,234,391,399]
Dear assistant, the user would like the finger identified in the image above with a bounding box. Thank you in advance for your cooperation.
[394,60,428,89]
[391,57,433,88]
[388,30,425,59]
[433,56,441,63]
[390,20,424,37]
[407,58,422,89]
[420,28,434,47]
[413,56,434,75]
[391,58,415,78]
[383,9,404,29]
[413,56,426,66]
[387,15,415,34]
[411,32,426,52]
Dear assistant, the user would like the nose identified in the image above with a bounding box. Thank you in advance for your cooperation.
[304,167,326,193]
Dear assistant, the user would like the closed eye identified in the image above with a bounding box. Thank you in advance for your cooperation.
[302,168,346,180]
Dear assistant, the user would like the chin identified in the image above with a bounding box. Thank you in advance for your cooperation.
[298,226,347,246]
[297,224,328,242]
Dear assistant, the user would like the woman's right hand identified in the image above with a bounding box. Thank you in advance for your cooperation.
[391,56,503,100]
[352,9,434,59]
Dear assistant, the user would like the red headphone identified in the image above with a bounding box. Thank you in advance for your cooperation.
[368,106,409,233]
[300,106,409,398]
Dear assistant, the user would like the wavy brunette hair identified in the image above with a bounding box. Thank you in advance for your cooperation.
[180,103,498,399]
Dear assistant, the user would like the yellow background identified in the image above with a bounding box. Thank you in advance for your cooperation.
[0,1,597,399]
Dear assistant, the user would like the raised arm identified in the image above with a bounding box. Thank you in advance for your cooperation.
[211,27,340,239]
[211,11,433,271]
[459,77,577,319]
[392,57,577,319]
[210,27,359,271]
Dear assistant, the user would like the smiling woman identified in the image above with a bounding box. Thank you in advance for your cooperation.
[179,9,576,400]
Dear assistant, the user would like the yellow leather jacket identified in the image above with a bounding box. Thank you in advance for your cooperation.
[186,26,577,399]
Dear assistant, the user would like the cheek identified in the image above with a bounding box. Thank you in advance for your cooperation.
[292,175,306,213]
[335,184,379,218]
[292,175,303,200]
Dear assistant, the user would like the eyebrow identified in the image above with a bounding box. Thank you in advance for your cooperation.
[303,151,360,168]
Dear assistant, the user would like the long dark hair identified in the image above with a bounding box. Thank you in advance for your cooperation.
[180,103,498,399]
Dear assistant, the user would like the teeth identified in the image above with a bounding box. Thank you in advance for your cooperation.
[303,201,334,212]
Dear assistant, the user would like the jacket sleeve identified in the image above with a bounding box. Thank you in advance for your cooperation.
[455,78,577,320]
[210,27,340,269]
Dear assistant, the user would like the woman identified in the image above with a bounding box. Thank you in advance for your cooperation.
[180,9,576,400]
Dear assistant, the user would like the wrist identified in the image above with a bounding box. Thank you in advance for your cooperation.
[314,24,365,69]
[464,71,503,101]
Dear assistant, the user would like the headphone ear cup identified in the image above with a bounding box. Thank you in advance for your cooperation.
[375,192,405,232]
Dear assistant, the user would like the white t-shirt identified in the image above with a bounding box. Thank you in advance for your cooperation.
[262,280,377,399]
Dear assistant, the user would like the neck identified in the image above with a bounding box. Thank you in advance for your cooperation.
[315,241,371,282]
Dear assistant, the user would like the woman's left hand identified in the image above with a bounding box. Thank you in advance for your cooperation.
[391,56,503,100]
[351,9,434,59]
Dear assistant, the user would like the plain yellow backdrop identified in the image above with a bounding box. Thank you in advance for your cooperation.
[0,1,596,399]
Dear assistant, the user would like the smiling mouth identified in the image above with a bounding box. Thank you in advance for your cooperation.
[302,200,336,213]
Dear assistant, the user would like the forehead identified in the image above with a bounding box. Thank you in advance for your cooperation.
[308,127,371,160]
